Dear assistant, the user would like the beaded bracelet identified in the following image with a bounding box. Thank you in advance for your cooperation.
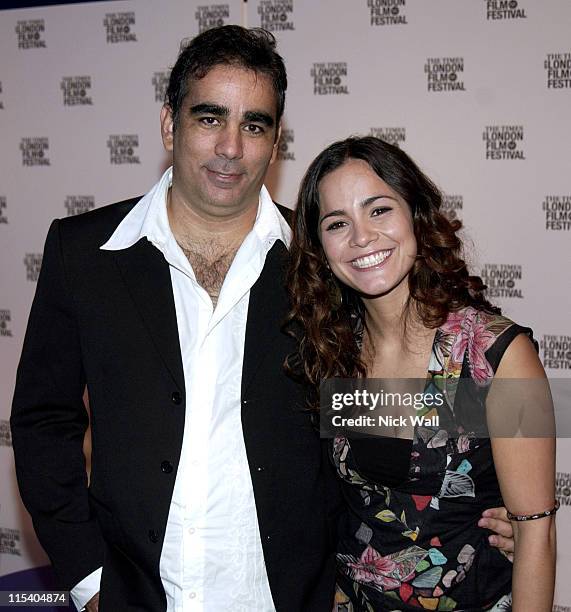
[506,500,560,521]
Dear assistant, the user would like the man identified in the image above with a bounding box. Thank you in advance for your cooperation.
[11,26,513,612]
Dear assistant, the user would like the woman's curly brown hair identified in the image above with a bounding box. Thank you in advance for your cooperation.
[285,136,499,406]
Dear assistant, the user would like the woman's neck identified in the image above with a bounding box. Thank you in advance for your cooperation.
[361,290,437,378]
[362,282,414,345]
[361,283,435,360]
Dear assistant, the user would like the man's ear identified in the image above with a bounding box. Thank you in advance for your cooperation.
[160,105,174,152]
[270,123,282,165]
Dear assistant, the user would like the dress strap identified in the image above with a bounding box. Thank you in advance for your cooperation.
[484,321,536,373]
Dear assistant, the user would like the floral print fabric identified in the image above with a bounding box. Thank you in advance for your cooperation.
[333,307,528,611]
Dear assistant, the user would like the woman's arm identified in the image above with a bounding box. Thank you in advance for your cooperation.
[488,333,557,612]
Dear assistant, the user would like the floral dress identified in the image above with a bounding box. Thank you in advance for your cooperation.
[332,307,532,611]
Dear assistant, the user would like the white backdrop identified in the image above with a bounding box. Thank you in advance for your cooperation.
[1,0,569,607]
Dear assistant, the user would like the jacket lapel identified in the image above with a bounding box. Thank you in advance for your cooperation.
[241,240,290,397]
[113,238,185,392]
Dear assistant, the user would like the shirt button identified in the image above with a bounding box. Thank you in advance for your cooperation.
[189,592,196,599]
[256,466,265,472]
[171,391,182,405]
[188,527,196,535]
[148,529,159,543]
[161,461,173,474]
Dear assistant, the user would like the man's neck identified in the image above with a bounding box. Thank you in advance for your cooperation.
[167,186,258,253]
[166,187,259,307]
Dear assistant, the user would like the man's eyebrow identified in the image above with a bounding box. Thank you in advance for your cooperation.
[244,110,274,127]
[189,103,229,116]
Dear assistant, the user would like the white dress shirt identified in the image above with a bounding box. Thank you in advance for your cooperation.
[70,167,290,611]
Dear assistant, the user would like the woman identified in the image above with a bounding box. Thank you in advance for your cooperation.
[286,137,556,611]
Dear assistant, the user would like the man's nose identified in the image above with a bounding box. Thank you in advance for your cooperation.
[215,125,244,160]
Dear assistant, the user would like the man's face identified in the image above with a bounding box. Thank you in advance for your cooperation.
[161,64,281,219]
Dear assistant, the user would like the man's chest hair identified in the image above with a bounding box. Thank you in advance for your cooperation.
[178,239,239,304]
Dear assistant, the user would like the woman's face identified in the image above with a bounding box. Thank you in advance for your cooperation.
[317,158,417,300]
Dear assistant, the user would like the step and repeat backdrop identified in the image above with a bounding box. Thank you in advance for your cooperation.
[0,0,569,608]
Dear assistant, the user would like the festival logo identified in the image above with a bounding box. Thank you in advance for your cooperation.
[483,125,525,160]
[195,4,230,33]
[65,196,95,217]
[0,310,12,338]
[20,138,50,167]
[152,71,169,103]
[485,0,527,20]
[425,57,465,92]
[277,129,295,161]
[311,63,349,95]
[24,253,43,282]
[441,195,463,222]
[107,135,141,164]
[541,335,571,371]
[556,472,571,508]
[61,76,93,106]
[366,0,407,26]
[0,420,12,446]
[0,529,21,556]
[16,19,46,49]
[104,12,137,43]
[480,263,523,299]
[257,0,294,31]
[369,127,406,147]
[0,197,7,224]
[545,53,571,89]
[542,196,571,231]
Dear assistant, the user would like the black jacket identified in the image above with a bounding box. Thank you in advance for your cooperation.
[11,198,341,611]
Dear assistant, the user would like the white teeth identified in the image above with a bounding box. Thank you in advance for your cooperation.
[351,250,392,269]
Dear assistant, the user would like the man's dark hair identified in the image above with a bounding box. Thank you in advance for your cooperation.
[165,25,287,128]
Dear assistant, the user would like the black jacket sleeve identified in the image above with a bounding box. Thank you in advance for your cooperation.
[10,219,105,590]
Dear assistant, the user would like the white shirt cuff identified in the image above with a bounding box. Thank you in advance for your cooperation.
[70,567,101,611]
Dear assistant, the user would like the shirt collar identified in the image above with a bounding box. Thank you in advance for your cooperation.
[100,166,291,252]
